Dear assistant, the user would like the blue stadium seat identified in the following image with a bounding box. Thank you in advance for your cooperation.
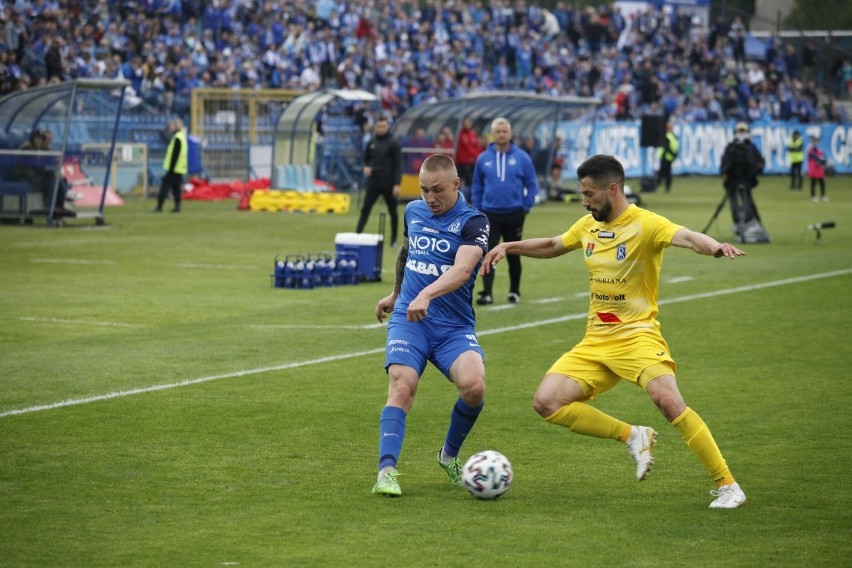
[300,164,315,190]
[273,164,287,188]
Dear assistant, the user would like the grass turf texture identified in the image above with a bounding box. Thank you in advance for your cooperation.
[1,175,850,567]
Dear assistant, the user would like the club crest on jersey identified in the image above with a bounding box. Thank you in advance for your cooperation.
[448,219,461,233]
[616,244,627,261]
[585,242,595,257]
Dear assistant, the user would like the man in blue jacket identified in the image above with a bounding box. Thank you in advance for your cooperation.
[472,117,539,305]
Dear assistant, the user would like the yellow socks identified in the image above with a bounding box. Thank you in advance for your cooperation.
[544,402,631,442]
[672,407,735,487]
[546,404,736,488]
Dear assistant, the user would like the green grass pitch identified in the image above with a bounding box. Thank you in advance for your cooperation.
[1,174,850,566]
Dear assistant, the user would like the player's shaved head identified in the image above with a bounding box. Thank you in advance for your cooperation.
[421,153,458,178]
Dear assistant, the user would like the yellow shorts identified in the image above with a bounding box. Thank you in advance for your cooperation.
[547,327,676,400]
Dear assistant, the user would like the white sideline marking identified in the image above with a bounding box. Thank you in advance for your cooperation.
[176,263,258,270]
[31,258,115,265]
[3,267,851,419]
[250,323,384,330]
[667,276,694,284]
[532,297,566,304]
[17,317,140,328]
[0,350,384,418]
[481,297,569,308]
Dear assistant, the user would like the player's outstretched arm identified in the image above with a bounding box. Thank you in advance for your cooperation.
[480,236,568,276]
[671,228,745,258]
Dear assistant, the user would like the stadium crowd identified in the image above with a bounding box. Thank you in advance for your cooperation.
[0,0,848,124]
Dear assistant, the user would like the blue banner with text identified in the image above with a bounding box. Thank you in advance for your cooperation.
[557,120,852,179]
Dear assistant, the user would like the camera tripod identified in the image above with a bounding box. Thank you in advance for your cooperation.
[701,184,761,239]
[701,193,730,234]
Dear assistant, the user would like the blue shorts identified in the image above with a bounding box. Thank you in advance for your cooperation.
[385,319,484,379]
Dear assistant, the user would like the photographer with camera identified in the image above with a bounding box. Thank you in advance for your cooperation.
[720,122,767,243]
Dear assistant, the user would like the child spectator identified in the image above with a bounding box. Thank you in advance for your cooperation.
[806,134,828,202]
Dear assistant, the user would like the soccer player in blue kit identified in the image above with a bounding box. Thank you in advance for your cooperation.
[372,154,490,497]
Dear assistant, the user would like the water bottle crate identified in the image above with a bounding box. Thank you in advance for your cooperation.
[271,251,361,289]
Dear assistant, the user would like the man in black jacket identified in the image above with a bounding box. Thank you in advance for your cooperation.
[720,122,767,243]
[356,116,403,246]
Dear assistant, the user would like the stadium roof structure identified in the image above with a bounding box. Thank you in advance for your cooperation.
[270,88,380,190]
[273,88,378,166]
[391,91,600,197]
[395,91,599,146]
[0,78,130,226]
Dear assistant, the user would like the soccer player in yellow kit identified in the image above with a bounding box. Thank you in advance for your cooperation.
[481,154,747,508]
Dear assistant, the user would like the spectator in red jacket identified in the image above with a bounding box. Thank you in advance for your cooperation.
[455,118,484,199]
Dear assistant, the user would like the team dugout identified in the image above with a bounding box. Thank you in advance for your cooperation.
[0,78,129,226]
[391,92,599,199]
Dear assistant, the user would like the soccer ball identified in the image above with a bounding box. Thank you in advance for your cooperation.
[462,450,513,499]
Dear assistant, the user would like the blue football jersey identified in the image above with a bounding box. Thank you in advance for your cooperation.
[392,196,489,327]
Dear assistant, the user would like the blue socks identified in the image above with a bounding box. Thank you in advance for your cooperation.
[443,397,484,458]
[378,398,484,471]
[378,405,407,471]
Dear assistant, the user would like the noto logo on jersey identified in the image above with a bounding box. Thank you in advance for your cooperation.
[409,235,451,253]
[585,242,595,257]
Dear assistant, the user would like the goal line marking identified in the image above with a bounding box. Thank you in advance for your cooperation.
[2,268,849,418]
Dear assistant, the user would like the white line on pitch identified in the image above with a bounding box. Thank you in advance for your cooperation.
[488,304,517,311]
[482,297,568,308]
[16,317,141,328]
[3,267,850,419]
[532,297,566,304]
[176,263,259,270]
[250,323,384,330]
[667,276,694,284]
[31,258,115,265]
[0,350,385,418]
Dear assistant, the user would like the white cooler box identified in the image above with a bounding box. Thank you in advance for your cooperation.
[334,232,383,282]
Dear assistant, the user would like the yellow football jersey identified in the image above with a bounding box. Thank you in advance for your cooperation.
[561,205,683,333]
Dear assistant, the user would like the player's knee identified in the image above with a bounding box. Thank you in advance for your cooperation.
[533,374,579,417]
[649,389,686,420]
[387,384,414,408]
[458,377,485,406]
[386,372,418,408]
[532,390,558,417]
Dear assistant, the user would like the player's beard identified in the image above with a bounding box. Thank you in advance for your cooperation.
[589,197,612,222]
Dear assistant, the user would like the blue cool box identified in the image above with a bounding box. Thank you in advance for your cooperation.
[334,232,383,282]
